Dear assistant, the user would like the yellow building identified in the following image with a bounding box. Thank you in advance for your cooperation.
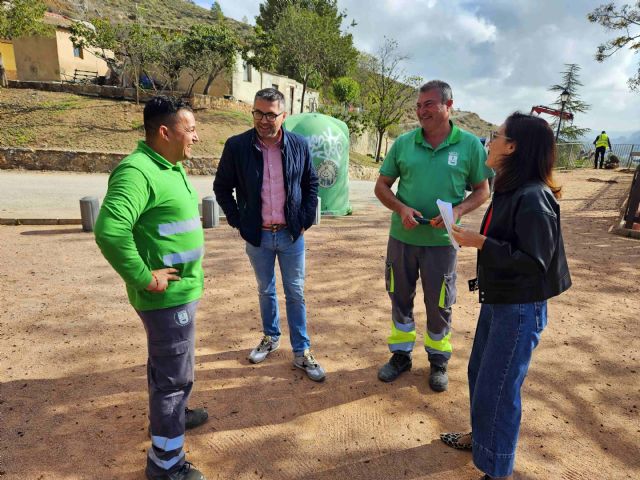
[12,12,108,82]
[0,39,17,80]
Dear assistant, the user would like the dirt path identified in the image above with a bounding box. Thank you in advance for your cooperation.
[0,169,638,480]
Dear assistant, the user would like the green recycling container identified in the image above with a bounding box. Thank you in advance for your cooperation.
[284,113,352,216]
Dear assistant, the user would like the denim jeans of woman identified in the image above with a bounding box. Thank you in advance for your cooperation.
[245,229,310,353]
[468,301,547,477]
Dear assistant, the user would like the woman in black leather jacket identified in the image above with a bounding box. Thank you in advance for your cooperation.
[440,112,571,480]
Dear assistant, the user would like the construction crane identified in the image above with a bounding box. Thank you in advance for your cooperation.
[529,105,574,121]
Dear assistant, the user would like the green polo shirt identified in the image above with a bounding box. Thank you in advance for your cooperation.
[379,122,492,246]
[95,140,204,311]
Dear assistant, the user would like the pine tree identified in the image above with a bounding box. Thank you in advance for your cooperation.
[210,2,224,22]
[548,64,591,142]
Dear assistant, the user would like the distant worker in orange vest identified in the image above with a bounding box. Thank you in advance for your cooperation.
[593,131,612,169]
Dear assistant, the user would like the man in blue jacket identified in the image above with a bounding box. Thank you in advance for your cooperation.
[213,88,325,381]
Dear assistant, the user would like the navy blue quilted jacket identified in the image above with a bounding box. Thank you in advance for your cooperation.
[213,128,318,247]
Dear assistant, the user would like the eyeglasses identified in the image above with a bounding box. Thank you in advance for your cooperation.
[490,131,511,142]
[416,101,444,111]
[252,110,284,122]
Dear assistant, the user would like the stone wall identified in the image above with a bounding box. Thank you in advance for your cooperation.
[0,147,218,175]
[350,129,394,159]
[0,145,377,180]
[7,80,252,111]
[190,94,252,113]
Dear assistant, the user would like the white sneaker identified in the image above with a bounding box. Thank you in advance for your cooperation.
[293,349,326,382]
[248,335,280,364]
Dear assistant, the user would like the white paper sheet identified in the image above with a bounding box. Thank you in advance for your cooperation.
[436,199,461,250]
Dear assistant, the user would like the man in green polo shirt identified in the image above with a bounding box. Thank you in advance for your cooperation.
[374,80,493,392]
[95,96,207,480]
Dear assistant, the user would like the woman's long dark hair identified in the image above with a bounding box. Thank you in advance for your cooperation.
[493,112,562,198]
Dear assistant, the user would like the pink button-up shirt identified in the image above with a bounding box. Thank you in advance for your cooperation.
[258,136,286,226]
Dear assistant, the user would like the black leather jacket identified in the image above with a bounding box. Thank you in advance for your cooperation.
[213,128,318,247]
[476,182,571,304]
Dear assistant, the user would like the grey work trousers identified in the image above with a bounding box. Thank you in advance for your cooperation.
[385,237,457,367]
[136,300,198,476]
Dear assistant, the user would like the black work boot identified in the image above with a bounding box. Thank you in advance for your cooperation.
[378,352,412,382]
[185,407,208,430]
[145,461,205,480]
[148,407,208,438]
[429,364,448,392]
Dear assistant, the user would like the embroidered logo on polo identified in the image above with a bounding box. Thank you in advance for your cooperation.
[448,152,458,166]
[175,309,191,327]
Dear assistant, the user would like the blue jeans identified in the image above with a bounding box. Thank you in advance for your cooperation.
[468,302,547,478]
[245,229,310,354]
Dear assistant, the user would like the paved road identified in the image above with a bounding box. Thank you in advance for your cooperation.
[0,170,380,219]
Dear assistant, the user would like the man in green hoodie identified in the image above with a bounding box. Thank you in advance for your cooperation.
[94,96,207,480]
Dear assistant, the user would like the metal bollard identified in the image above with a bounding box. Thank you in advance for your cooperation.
[80,196,100,232]
[202,196,219,228]
[313,196,321,225]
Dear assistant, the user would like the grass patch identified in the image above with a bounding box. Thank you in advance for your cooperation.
[349,150,381,169]
[0,127,35,146]
[40,99,80,112]
[130,120,144,131]
[200,109,253,126]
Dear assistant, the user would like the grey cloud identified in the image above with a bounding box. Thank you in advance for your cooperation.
[214,0,639,132]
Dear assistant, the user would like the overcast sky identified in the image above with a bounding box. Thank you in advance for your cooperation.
[195,0,640,137]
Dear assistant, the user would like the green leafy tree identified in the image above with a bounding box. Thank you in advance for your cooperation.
[155,32,188,91]
[548,63,591,142]
[70,19,124,82]
[0,0,53,39]
[248,0,344,72]
[70,20,160,103]
[318,76,366,137]
[360,38,422,162]
[264,6,357,112]
[319,105,369,137]
[588,2,640,91]
[183,23,239,96]
[332,76,360,106]
[122,25,163,102]
[248,0,356,108]
[256,0,345,32]
[244,25,279,73]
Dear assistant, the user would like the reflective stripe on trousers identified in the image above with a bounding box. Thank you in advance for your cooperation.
[384,237,457,366]
[137,300,198,475]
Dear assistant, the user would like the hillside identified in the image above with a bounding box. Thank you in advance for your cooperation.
[43,0,252,37]
[400,110,498,139]
[0,88,252,158]
[453,111,497,138]
[0,89,499,169]
[611,131,640,145]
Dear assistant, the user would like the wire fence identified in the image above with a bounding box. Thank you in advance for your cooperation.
[556,143,640,170]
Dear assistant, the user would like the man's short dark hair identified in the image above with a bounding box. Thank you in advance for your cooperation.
[254,88,286,109]
[602,130,606,133]
[143,96,192,137]
[419,80,452,103]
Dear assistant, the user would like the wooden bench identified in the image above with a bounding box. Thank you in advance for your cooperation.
[72,69,98,83]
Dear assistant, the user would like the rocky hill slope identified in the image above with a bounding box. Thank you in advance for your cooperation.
[43,0,252,36]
